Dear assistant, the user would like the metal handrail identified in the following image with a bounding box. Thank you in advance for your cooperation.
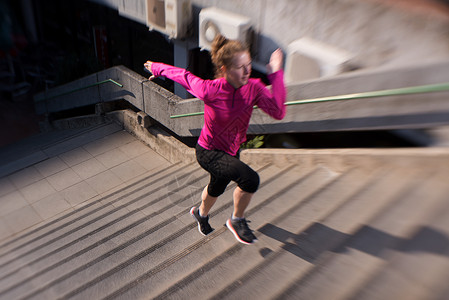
[37,79,123,102]
[170,82,449,119]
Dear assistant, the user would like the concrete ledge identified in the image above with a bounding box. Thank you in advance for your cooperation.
[108,109,449,176]
[142,80,185,133]
[98,66,147,110]
[241,147,449,172]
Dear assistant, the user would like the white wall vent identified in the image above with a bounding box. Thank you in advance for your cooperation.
[199,7,251,51]
[285,37,354,84]
[146,0,192,39]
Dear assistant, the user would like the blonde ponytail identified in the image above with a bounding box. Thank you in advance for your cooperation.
[210,34,248,77]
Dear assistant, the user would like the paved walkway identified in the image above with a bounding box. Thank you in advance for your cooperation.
[0,122,170,241]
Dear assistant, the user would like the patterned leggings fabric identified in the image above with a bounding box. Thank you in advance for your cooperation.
[195,144,260,197]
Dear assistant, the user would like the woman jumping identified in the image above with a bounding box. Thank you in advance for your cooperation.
[144,34,286,245]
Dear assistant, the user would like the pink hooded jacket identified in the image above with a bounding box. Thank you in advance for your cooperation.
[151,63,286,156]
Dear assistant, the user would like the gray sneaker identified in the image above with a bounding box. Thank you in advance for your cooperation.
[226,218,257,245]
[190,207,214,236]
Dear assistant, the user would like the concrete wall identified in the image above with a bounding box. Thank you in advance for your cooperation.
[90,0,449,71]
[231,0,449,68]
[35,61,449,137]
[98,66,146,110]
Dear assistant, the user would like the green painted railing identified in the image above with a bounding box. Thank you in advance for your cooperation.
[170,82,449,119]
[38,79,123,102]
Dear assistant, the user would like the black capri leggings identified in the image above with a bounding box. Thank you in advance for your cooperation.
[195,144,260,197]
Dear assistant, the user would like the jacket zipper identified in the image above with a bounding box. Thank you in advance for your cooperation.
[232,89,237,108]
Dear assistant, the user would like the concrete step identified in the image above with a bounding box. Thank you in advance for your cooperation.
[23,164,283,300]
[1,119,449,299]
[0,162,204,299]
[272,168,447,300]
[0,161,281,299]
[343,174,449,300]
[0,161,190,283]
[89,165,339,299]
[147,166,431,300]
[203,167,386,300]
[152,167,388,300]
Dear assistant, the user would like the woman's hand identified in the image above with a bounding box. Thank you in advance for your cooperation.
[144,61,156,80]
[266,48,284,74]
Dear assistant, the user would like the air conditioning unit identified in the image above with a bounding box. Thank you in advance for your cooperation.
[285,37,354,83]
[146,0,192,39]
[199,7,251,51]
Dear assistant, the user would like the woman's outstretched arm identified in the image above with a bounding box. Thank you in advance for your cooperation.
[143,60,218,100]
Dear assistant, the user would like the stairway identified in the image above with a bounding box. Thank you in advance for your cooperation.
[0,121,449,299]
